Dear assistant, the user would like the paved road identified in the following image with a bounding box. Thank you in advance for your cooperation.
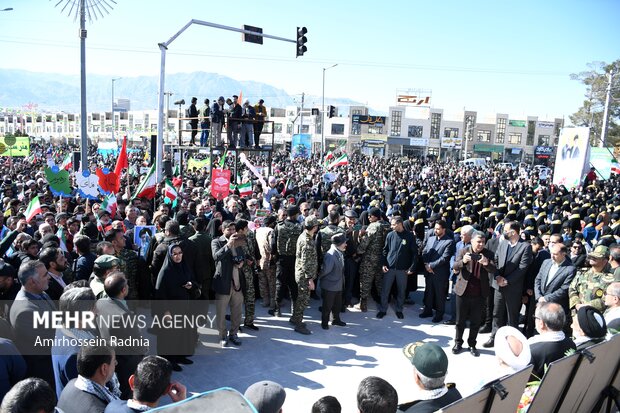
[171,280,500,412]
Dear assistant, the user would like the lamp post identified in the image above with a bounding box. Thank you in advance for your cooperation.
[321,63,338,160]
[111,77,121,142]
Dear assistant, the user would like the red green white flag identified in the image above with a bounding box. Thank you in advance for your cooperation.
[101,193,118,218]
[327,154,348,170]
[164,179,178,202]
[238,181,252,197]
[132,164,157,200]
[25,196,42,222]
[60,154,72,170]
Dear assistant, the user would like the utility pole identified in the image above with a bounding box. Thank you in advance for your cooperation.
[600,69,615,147]
[299,92,305,136]
[164,92,173,144]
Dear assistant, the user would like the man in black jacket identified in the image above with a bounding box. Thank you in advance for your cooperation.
[211,221,245,347]
[188,97,199,146]
[377,216,417,320]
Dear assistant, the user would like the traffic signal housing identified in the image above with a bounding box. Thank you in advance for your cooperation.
[296,27,307,57]
[285,140,292,152]
[328,105,336,118]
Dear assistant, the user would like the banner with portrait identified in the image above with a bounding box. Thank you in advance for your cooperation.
[553,127,590,189]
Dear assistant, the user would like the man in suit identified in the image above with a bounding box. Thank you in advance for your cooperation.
[9,260,57,387]
[534,242,577,333]
[452,231,496,356]
[57,345,120,413]
[211,220,245,347]
[421,220,456,323]
[95,272,147,399]
[484,221,533,348]
[39,246,68,301]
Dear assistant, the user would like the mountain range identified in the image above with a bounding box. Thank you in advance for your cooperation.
[0,69,367,114]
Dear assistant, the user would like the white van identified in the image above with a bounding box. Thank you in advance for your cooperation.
[460,158,487,168]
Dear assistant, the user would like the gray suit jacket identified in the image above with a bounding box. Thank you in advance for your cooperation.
[534,257,577,315]
[320,247,344,292]
[95,297,147,356]
[494,239,533,288]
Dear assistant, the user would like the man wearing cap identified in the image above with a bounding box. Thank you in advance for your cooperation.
[356,207,385,312]
[291,216,320,335]
[253,99,267,148]
[256,216,277,310]
[89,255,120,299]
[243,380,286,413]
[398,342,462,412]
[270,206,303,318]
[377,216,417,320]
[569,245,615,316]
[319,233,347,329]
[211,97,226,147]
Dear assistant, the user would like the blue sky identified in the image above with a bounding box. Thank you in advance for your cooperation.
[0,0,618,120]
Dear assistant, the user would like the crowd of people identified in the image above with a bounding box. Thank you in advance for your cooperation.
[0,134,619,412]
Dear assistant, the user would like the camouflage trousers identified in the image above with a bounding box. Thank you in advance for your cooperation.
[259,263,277,309]
[291,277,310,325]
[243,268,255,325]
[359,259,383,300]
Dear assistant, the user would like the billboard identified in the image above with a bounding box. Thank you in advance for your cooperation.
[441,137,463,149]
[351,115,386,125]
[589,148,616,180]
[553,127,590,189]
[291,134,311,159]
[535,146,554,159]
[396,95,431,106]
[0,136,30,157]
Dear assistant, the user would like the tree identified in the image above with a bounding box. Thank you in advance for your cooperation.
[569,60,620,147]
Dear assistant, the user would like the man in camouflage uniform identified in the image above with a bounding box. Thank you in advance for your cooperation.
[256,216,277,310]
[569,245,616,316]
[291,216,320,334]
[356,207,385,312]
[236,219,260,330]
[106,228,139,300]
[270,205,304,317]
[319,210,346,256]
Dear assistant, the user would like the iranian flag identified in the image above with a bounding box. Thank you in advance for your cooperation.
[164,179,178,202]
[238,181,252,197]
[24,196,42,223]
[132,164,157,200]
[612,159,620,175]
[101,193,118,218]
[60,154,72,170]
[327,154,348,170]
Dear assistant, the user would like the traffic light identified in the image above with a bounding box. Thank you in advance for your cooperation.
[285,141,291,152]
[296,27,307,57]
[328,105,336,118]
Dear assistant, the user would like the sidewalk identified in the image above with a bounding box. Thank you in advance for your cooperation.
[173,284,499,412]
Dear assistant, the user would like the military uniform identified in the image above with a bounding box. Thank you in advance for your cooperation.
[116,248,139,300]
[241,229,259,325]
[569,266,615,315]
[291,227,319,327]
[272,217,304,314]
[357,220,385,309]
[319,224,345,255]
[256,225,276,309]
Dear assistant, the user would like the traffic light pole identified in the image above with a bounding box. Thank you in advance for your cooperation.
[156,20,297,183]
[321,64,338,161]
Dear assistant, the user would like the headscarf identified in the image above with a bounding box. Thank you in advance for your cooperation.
[206,218,223,239]
[155,243,193,300]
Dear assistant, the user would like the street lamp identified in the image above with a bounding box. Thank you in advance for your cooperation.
[321,63,338,159]
[111,77,121,142]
